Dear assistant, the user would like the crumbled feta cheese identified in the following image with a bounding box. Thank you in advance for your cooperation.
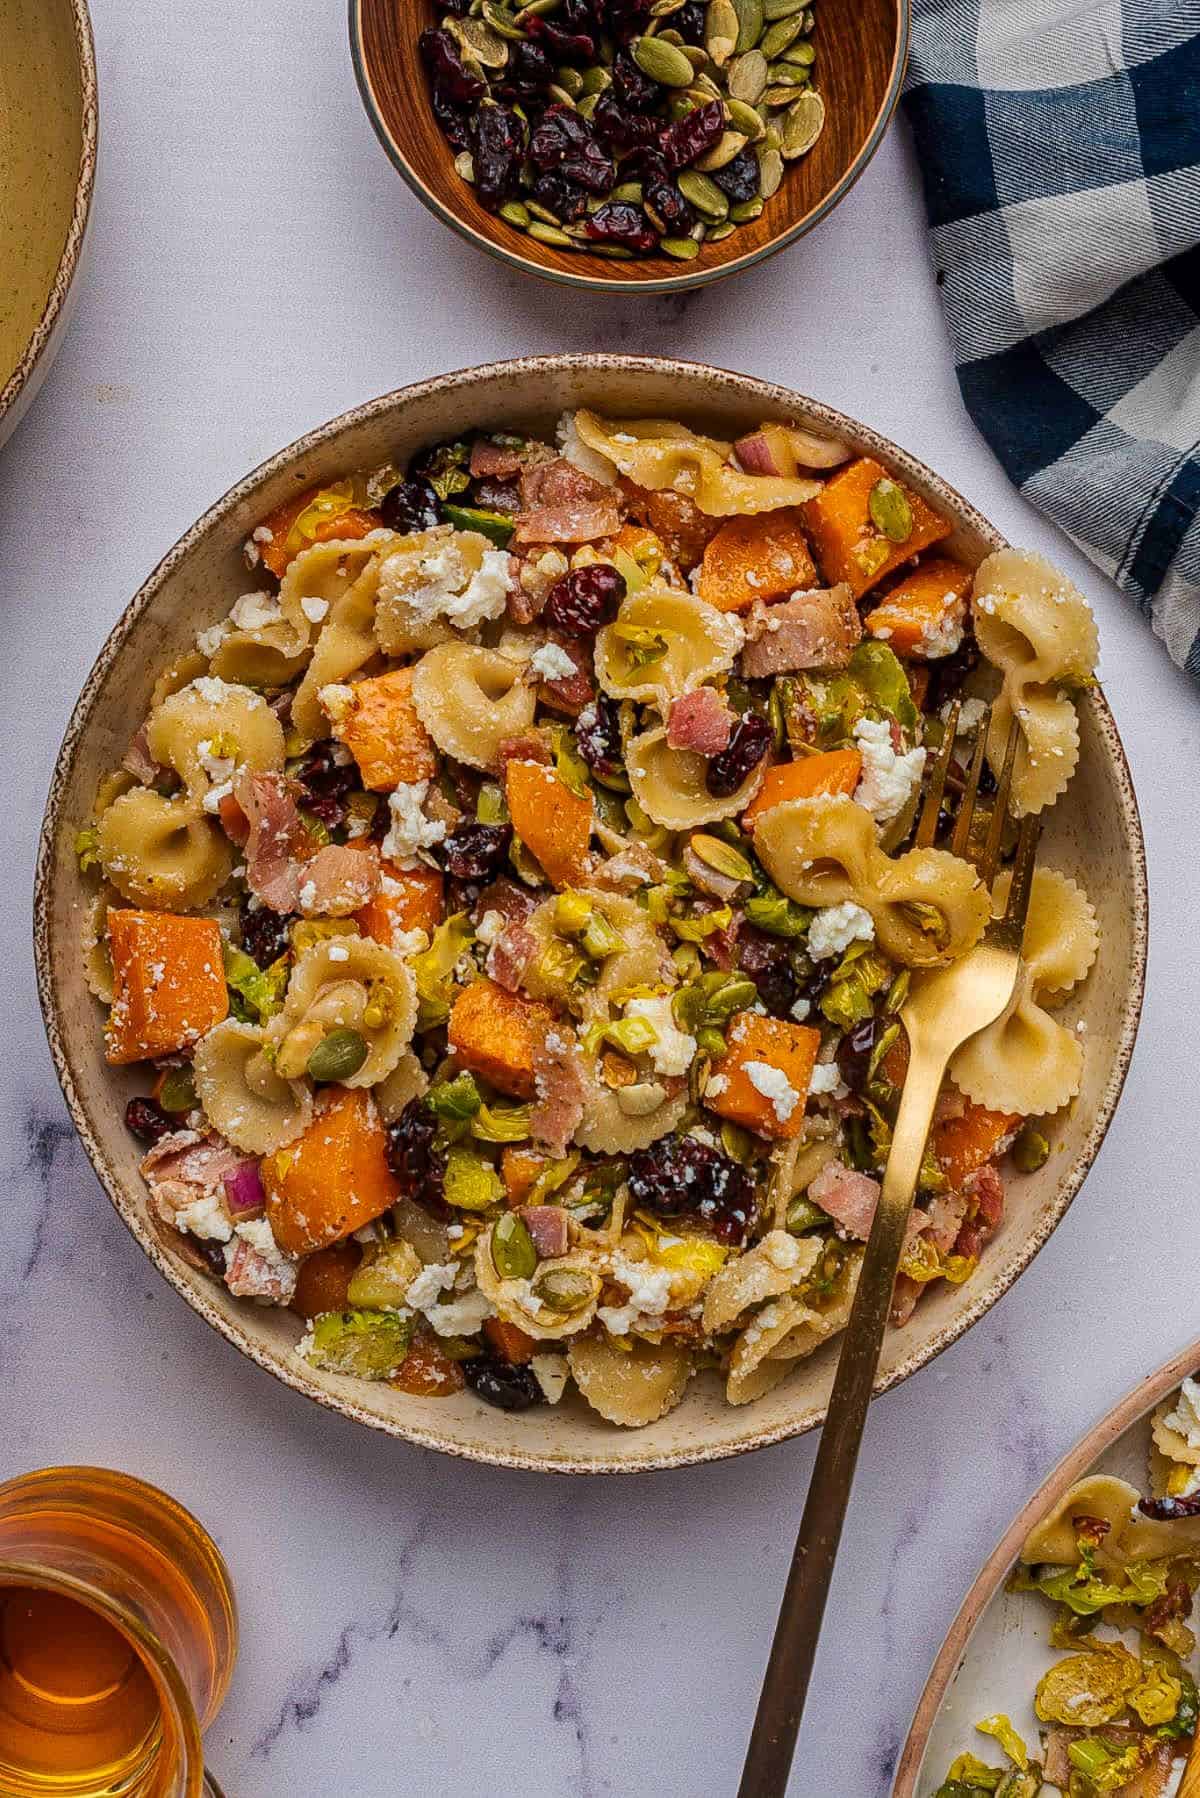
[178,1191,232,1242]
[1164,1377,1200,1450]
[852,717,926,827]
[942,696,988,736]
[762,1231,802,1271]
[476,909,506,947]
[381,780,447,870]
[704,1072,729,1097]
[235,1216,291,1269]
[297,880,316,911]
[318,682,354,727]
[808,1062,848,1099]
[743,1061,799,1125]
[229,591,282,632]
[195,621,230,659]
[202,780,233,816]
[327,943,350,962]
[388,537,514,632]
[808,901,875,960]
[252,524,274,544]
[597,1254,675,1335]
[425,1290,491,1337]
[405,1262,457,1310]
[300,596,330,625]
[519,547,570,603]
[918,601,965,658]
[528,640,578,683]
[624,994,697,1078]
[790,997,811,1021]
[389,927,428,959]
[196,738,236,789]
[192,675,249,705]
[557,411,618,485]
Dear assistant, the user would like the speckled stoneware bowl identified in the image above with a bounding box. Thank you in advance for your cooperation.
[896,1338,1200,1796]
[0,0,97,448]
[35,356,1148,1475]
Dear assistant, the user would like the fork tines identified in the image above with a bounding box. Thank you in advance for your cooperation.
[916,703,1040,925]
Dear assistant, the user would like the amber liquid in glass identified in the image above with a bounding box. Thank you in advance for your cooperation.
[0,1586,161,1794]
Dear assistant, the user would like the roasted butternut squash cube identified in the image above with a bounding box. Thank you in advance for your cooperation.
[803,458,951,600]
[501,1145,550,1207]
[356,861,445,947]
[263,1089,399,1257]
[325,668,437,791]
[504,759,593,889]
[742,750,862,828]
[863,557,973,659]
[447,977,553,1101]
[105,910,228,1065]
[254,488,382,578]
[705,1011,821,1141]
[933,1102,1020,1188]
[696,509,818,613]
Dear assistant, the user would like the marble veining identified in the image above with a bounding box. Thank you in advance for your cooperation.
[2,0,1199,1792]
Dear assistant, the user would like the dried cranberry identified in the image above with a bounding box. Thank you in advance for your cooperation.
[644,172,693,234]
[464,1355,544,1411]
[673,0,707,43]
[711,147,760,202]
[472,103,526,210]
[736,924,798,1017]
[574,691,623,782]
[385,1099,450,1220]
[190,1235,229,1278]
[705,712,772,797]
[544,563,626,635]
[529,106,615,196]
[628,1134,756,1244]
[836,1016,879,1093]
[592,94,662,153]
[924,638,981,713]
[441,821,513,881]
[587,199,661,250]
[293,742,358,830]
[380,478,442,533]
[524,12,596,60]
[430,87,472,152]
[125,1096,173,1146]
[612,50,660,110]
[530,171,589,222]
[659,98,725,169]
[419,28,485,105]
[497,38,554,98]
[603,0,653,40]
[238,895,293,968]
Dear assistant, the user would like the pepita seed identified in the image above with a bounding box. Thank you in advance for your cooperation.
[446,13,510,64]
[868,477,914,544]
[756,145,784,196]
[491,1211,537,1281]
[706,219,736,241]
[587,243,635,258]
[530,1268,595,1314]
[766,60,808,86]
[677,168,730,218]
[557,65,584,95]
[667,91,699,119]
[729,195,764,221]
[650,0,687,13]
[763,117,783,149]
[480,2,526,41]
[688,71,722,99]
[785,36,815,62]
[576,92,599,119]
[732,0,764,52]
[704,0,739,65]
[681,43,710,70]
[695,128,749,170]
[499,199,531,226]
[760,12,803,56]
[724,96,766,139]
[781,88,824,157]
[690,832,754,882]
[762,0,805,17]
[527,219,573,246]
[577,64,612,96]
[611,180,644,202]
[454,150,476,182]
[727,47,768,103]
[547,81,578,105]
[526,198,560,223]
[306,1027,368,1084]
[690,218,708,240]
[633,32,695,84]
[762,84,801,105]
[516,0,559,15]
[661,235,701,259]
[657,26,688,43]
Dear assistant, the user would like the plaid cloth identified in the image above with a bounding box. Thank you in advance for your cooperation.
[903,1,1200,680]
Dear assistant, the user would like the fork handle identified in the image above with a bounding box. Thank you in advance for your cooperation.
[737,1049,948,1798]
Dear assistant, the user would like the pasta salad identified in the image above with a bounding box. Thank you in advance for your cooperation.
[932,1378,1200,1797]
[79,409,1100,1426]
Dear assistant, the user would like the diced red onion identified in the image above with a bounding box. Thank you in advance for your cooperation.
[222,1160,266,1219]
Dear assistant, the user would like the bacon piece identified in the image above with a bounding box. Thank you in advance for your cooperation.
[955,1163,1004,1260]
[236,769,314,912]
[740,584,862,676]
[529,1024,586,1156]
[590,840,668,891]
[474,875,538,927]
[923,1189,968,1255]
[515,458,623,545]
[667,686,734,756]
[496,729,552,768]
[140,1130,243,1233]
[519,1205,570,1259]
[224,1237,297,1304]
[296,844,380,917]
[808,1159,881,1240]
[487,921,538,993]
[470,440,526,480]
[537,638,594,718]
[123,725,161,785]
[619,478,719,570]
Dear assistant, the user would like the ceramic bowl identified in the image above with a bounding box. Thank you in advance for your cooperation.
[35,356,1147,1474]
[349,0,908,294]
[895,1340,1200,1795]
[0,0,97,448]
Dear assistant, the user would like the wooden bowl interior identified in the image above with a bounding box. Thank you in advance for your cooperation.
[353,0,904,287]
[36,358,1146,1474]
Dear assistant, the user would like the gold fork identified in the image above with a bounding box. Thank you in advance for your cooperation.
[738,705,1042,1797]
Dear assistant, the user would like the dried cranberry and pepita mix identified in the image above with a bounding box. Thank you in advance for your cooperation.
[80,410,1100,1427]
[420,0,824,263]
[930,1378,1200,1798]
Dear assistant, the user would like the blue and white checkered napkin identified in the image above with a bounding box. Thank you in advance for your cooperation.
[903,1,1200,679]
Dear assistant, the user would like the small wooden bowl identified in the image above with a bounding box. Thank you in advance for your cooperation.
[895,1340,1200,1795]
[35,357,1146,1475]
[0,0,97,448]
[349,0,908,293]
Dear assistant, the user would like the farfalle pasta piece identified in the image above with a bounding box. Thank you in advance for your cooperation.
[973,548,1099,816]
[290,541,396,748]
[81,885,122,1002]
[950,866,1097,1114]
[211,537,387,690]
[575,1068,689,1156]
[145,677,285,806]
[702,1231,822,1334]
[755,796,990,968]
[1020,1474,1200,1569]
[521,889,669,1016]
[594,589,742,705]
[373,1050,429,1124]
[475,1229,601,1341]
[374,527,509,655]
[274,937,416,1088]
[410,641,536,772]
[149,652,209,713]
[626,726,764,831]
[726,1252,861,1405]
[97,789,234,911]
[192,1018,312,1154]
[568,1333,692,1426]
[572,411,821,516]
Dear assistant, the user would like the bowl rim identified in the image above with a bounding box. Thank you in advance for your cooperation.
[33,354,1149,1475]
[0,0,98,435]
[893,1335,1200,1795]
[346,0,911,295]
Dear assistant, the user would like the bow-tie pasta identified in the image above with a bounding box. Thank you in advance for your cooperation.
[572,410,822,515]
[626,725,765,830]
[207,536,385,690]
[595,589,742,705]
[290,539,401,747]
[726,1253,862,1406]
[273,937,417,1088]
[193,1018,313,1154]
[568,1332,693,1427]
[145,678,285,807]
[410,641,536,772]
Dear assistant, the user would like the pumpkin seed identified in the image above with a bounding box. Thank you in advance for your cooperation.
[531,1268,595,1314]
[732,0,764,51]
[690,833,755,883]
[785,36,815,62]
[556,65,583,95]
[706,219,736,241]
[547,81,578,105]
[762,84,802,105]
[1012,1123,1050,1173]
[576,92,599,119]
[681,42,710,71]
[307,1027,368,1084]
[727,47,768,102]
[651,0,687,13]
[690,218,708,241]
[762,116,783,149]
[611,180,644,203]
[480,2,526,40]
[446,12,509,64]
[661,235,701,259]
[704,0,739,64]
[760,12,804,56]
[526,198,561,223]
[724,96,766,139]
[729,195,764,221]
[688,71,722,99]
[616,1079,670,1115]
[587,244,635,258]
[499,199,531,227]
[633,32,696,84]
[454,150,475,182]
[756,145,784,197]
[781,88,824,156]
[763,0,804,16]
[766,60,808,85]
[677,169,729,218]
[577,63,612,95]
[868,477,914,544]
[516,0,559,15]
[695,128,749,169]
[491,1211,537,1281]
[527,220,574,246]
[158,1067,197,1112]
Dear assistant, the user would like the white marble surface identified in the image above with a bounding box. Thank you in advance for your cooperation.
[2,3,1198,1792]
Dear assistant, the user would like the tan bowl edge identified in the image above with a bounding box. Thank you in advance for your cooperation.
[33,355,1148,1475]
[0,0,98,444]
[894,1336,1200,1796]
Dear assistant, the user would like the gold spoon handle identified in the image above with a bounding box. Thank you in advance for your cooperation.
[1178,1739,1200,1798]
[737,1045,946,1797]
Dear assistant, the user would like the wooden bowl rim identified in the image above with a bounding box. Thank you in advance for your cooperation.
[894,1336,1200,1795]
[347,0,911,295]
[33,354,1148,1474]
[0,0,98,436]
